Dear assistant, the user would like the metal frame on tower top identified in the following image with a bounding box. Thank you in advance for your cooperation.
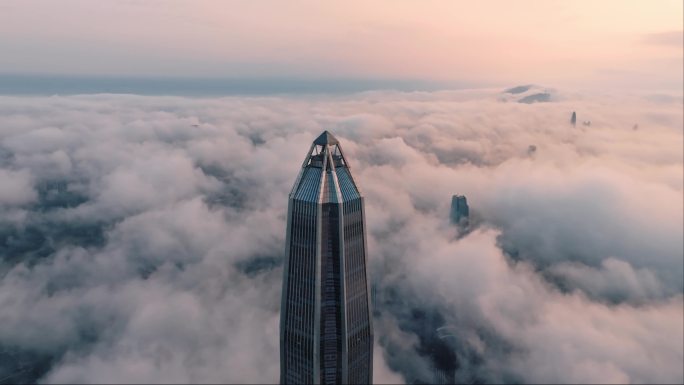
[290,130,362,198]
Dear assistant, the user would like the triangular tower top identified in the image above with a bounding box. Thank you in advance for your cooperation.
[289,130,362,200]
[313,130,339,145]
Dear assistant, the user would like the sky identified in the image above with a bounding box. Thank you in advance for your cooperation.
[0,1,682,90]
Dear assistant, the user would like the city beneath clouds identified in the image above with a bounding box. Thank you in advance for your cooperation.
[0,88,682,384]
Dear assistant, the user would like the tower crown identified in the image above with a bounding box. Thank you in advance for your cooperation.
[306,130,348,170]
[289,131,361,202]
[313,130,339,145]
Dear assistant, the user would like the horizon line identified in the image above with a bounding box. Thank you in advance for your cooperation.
[0,72,496,96]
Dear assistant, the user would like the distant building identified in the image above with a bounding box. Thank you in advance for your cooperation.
[431,341,457,384]
[571,111,577,126]
[408,324,458,385]
[450,195,469,227]
[280,131,373,384]
[433,326,459,384]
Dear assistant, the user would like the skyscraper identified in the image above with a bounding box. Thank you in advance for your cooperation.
[450,195,469,228]
[280,131,374,384]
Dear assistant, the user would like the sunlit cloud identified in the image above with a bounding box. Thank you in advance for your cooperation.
[0,87,681,383]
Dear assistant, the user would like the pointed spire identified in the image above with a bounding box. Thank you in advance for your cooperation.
[314,130,339,145]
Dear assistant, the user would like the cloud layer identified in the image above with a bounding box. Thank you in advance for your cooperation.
[0,88,682,384]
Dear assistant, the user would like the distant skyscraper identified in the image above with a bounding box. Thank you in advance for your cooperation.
[280,131,373,384]
[433,326,458,384]
[450,195,469,227]
[571,111,577,126]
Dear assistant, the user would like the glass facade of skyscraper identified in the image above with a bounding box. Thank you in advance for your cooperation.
[280,131,373,384]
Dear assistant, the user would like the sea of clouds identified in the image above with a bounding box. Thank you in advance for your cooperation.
[0,88,682,384]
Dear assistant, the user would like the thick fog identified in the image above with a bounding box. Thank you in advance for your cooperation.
[0,88,682,384]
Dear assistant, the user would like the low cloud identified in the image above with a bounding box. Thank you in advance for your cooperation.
[0,88,681,383]
[0,169,35,206]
